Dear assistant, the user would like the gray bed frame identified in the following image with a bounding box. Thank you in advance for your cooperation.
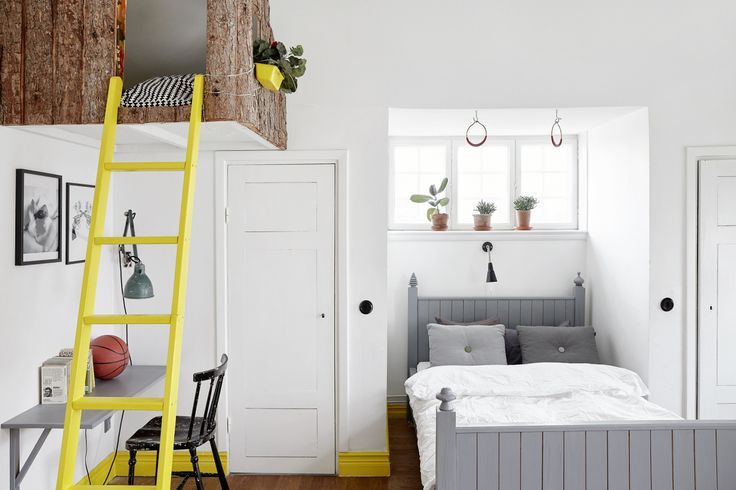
[407,273,736,490]
[407,272,585,377]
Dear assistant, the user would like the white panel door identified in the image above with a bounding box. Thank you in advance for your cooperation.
[699,159,736,419]
[227,164,335,473]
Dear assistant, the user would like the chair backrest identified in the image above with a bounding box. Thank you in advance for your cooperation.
[187,353,228,442]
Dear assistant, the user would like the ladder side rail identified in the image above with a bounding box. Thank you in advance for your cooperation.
[56,77,122,489]
[155,74,205,488]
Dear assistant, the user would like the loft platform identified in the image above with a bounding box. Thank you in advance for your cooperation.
[15,120,277,152]
[0,0,286,149]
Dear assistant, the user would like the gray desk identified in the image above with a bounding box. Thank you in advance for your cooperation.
[2,365,165,489]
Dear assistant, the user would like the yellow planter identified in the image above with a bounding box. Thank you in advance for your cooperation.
[255,63,284,92]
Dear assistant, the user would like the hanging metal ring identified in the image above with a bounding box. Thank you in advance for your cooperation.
[550,110,563,147]
[466,111,488,147]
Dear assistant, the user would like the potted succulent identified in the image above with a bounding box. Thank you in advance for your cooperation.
[253,39,307,93]
[410,178,450,231]
[513,195,539,230]
[473,200,496,231]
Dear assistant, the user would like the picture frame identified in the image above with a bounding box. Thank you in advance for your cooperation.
[66,182,95,264]
[15,169,63,265]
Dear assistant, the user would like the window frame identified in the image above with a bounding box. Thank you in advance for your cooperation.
[388,137,453,231]
[451,138,517,230]
[514,135,579,230]
[388,135,579,230]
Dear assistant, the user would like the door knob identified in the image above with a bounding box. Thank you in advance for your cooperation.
[660,298,674,312]
[321,313,326,318]
[359,300,373,315]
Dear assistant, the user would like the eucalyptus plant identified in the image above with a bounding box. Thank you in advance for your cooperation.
[410,178,450,221]
[253,39,307,93]
[513,195,539,211]
[474,200,497,215]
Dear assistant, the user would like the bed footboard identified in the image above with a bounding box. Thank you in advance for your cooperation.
[436,388,736,490]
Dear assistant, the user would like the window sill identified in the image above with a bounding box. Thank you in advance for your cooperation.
[387,229,588,242]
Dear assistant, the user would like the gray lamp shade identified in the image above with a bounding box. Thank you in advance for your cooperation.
[486,262,498,283]
[124,262,154,299]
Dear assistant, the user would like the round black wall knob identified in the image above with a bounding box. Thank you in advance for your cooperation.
[359,300,373,315]
[660,297,674,312]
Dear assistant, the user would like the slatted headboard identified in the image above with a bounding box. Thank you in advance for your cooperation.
[407,273,586,375]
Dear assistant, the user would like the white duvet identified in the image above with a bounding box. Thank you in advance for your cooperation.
[405,363,681,489]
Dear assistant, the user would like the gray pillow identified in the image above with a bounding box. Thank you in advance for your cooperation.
[517,326,599,364]
[435,316,501,326]
[505,321,574,364]
[427,323,507,366]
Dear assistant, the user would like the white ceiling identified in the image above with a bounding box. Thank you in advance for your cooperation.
[15,121,275,153]
[388,107,644,137]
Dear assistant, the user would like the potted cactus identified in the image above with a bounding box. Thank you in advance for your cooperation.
[473,200,496,231]
[513,195,539,230]
[410,178,450,231]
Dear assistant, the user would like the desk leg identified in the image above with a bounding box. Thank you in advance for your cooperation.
[18,429,51,485]
[8,428,52,490]
[9,428,19,490]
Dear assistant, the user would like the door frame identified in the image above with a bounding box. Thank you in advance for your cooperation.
[685,146,736,419]
[214,150,349,462]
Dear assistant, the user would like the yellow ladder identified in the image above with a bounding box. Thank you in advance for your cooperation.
[56,75,204,489]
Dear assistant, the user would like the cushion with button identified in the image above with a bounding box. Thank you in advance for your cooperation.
[504,320,574,365]
[516,326,600,364]
[427,323,507,367]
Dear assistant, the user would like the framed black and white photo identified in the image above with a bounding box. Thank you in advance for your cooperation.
[15,169,62,265]
[66,182,95,264]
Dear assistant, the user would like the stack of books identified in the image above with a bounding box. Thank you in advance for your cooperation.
[40,349,95,404]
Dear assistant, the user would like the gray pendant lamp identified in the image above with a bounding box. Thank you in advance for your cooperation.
[121,210,154,299]
[482,241,498,283]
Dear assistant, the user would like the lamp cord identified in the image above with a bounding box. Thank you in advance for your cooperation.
[84,429,91,484]
[117,248,133,366]
[100,247,136,484]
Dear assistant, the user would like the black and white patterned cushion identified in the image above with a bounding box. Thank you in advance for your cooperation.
[120,74,194,108]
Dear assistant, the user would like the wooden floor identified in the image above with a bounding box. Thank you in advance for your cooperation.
[111,417,422,489]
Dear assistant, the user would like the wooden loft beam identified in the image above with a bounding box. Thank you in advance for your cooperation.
[0,0,287,149]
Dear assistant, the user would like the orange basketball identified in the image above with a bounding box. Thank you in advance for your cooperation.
[90,335,130,380]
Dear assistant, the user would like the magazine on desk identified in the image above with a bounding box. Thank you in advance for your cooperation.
[40,350,94,404]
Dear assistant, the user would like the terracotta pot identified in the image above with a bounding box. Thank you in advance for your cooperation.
[473,214,492,231]
[515,210,532,230]
[431,213,449,231]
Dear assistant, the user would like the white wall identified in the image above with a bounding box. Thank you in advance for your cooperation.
[109,151,216,446]
[112,109,390,455]
[586,109,651,378]
[387,235,587,398]
[0,128,119,487]
[270,0,736,415]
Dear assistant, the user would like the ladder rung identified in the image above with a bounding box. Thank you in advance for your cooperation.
[84,314,172,325]
[94,236,178,245]
[105,161,186,171]
[73,396,164,411]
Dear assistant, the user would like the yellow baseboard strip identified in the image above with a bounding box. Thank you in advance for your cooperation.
[75,451,118,485]
[75,450,228,485]
[387,401,408,419]
[338,452,390,477]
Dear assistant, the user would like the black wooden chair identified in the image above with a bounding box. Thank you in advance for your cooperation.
[126,354,229,489]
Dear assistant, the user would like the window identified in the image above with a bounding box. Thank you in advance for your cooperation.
[389,136,578,230]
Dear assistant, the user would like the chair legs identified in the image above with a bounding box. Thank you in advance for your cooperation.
[210,438,230,489]
[127,450,137,485]
[154,448,160,484]
[189,448,205,490]
[127,443,226,489]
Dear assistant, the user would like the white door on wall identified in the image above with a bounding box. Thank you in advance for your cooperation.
[227,163,335,473]
[699,159,736,419]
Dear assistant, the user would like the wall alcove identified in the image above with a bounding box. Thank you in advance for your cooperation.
[0,0,286,149]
